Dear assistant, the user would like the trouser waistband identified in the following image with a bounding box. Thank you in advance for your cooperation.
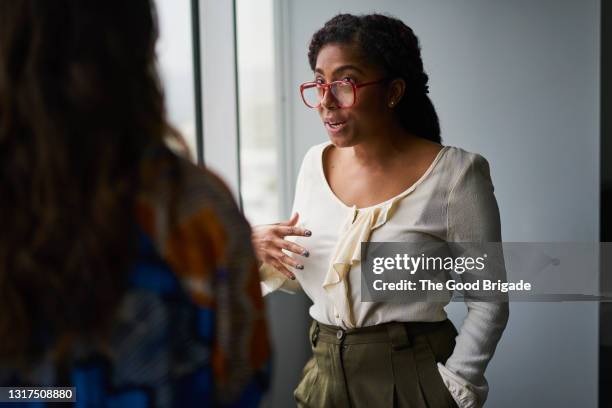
[310,319,452,349]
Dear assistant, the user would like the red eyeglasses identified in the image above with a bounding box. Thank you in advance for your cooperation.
[299,78,388,109]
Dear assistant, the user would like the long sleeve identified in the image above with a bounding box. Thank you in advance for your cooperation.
[439,154,510,408]
[212,204,272,406]
[163,166,272,407]
[259,147,315,295]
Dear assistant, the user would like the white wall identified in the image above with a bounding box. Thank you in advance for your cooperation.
[275,0,600,406]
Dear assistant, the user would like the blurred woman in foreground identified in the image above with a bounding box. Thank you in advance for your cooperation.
[0,0,270,406]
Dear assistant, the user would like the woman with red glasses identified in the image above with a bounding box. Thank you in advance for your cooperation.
[253,13,508,408]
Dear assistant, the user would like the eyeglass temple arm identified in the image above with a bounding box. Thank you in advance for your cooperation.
[354,78,388,89]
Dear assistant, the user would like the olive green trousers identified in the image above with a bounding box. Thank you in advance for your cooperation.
[294,319,459,408]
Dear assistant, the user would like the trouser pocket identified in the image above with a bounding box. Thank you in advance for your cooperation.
[294,356,319,407]
[418,322,459,408]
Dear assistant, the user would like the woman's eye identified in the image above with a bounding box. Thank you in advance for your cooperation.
[315,78,325,84]
[342,76,356,83]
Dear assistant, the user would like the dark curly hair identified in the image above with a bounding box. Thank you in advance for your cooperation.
[308,13,441,143]
[0,0,179,368]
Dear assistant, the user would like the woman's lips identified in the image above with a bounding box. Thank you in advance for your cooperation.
[324,120,347,133]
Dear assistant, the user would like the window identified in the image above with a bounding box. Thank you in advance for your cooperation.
[236,0,280,224]
[155,0,198,159]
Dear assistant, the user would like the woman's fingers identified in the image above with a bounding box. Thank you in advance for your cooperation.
[275,238,309,257]
[279,212,299,227]
[273,250,304,270]
[271,260,296,280]
[273,212,311,237]
[275,225,312,238]
[253,213,311,279]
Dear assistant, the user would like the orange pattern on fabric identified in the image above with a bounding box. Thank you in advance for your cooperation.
[164,208,227,307]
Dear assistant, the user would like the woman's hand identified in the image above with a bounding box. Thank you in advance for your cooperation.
[252,212,311,280]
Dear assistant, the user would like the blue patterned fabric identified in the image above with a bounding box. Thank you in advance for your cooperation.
[0,230,268,407]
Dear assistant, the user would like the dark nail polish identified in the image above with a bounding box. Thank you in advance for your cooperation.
[303,250,310,257]
[291,276,296,280]
[305,230,312,237]
[297,264,304,270]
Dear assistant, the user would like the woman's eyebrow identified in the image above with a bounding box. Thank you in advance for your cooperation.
[314,65,365,75]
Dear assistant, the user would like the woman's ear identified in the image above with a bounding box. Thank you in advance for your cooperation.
[387,78,406,108]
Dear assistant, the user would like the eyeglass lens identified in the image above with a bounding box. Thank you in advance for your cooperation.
[302,82,354,107]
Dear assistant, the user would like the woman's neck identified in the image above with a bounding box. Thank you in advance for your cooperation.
[349,125,417,169]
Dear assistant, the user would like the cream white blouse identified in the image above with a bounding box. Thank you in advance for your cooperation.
[261,142,509,408]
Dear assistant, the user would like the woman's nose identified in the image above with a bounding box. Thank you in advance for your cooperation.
[320,87,338,110]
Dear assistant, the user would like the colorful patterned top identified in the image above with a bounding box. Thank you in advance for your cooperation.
[0,149,271,407]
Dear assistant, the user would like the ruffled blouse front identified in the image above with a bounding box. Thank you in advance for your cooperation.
[320,171,438,328]
[261,144,449,328]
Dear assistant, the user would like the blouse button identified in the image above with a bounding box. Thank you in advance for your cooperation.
[336,329,345,340]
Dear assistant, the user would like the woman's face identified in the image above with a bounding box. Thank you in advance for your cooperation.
[314,42,391,147]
